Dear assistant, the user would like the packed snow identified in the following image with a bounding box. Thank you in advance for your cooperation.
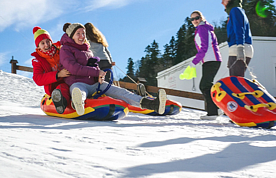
[0,70,276,178]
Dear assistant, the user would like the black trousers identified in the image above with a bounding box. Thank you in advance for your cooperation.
[200,61,221,116]
[98,60,113,82]
[227,56,251,77]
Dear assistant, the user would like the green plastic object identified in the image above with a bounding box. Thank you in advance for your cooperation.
[179,65,197,80]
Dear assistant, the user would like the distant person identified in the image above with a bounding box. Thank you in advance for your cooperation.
[59,22,167,116]
[189,11,222,120]
[84,22,115,82]
[31,26,71,114]
[222,0,254,77]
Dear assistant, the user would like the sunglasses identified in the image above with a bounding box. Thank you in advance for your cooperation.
[190,16,200,21]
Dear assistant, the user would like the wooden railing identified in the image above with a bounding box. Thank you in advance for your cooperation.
[10,56,33,74]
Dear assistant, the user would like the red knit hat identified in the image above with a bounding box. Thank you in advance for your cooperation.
[33,26,53,47]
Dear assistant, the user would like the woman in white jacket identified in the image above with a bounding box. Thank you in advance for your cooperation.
[85,22,115,82]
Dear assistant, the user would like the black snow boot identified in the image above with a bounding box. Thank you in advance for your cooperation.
[202,89,218,116]
[51,89,67,114]
[140,89,167,114]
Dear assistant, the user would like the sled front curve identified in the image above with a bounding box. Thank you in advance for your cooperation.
[41,94,129,121]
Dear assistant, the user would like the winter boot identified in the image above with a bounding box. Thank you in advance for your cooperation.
[72,88,85,116]
[140,89,167,114]
[202,89,219,115]
[52,89,67,114]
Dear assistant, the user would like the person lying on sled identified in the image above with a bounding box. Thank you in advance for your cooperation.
[59,22,167,116]
[31,26,70,114]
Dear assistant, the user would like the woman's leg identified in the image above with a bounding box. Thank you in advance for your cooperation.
[71,81,167,114]
[200,61,221,116]
[70,82,91,115]
[97,82,142,107]
[228,56,251,77]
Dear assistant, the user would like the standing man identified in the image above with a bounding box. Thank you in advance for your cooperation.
[222,0,254,77]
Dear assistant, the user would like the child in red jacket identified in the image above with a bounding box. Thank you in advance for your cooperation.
[31,26,71,114]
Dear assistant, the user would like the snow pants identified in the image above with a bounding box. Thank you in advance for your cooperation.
[200,61,221,116]
[227,56,251,77]
[70,82,142,107]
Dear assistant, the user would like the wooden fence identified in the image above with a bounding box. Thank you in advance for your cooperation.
[10,56,33,74]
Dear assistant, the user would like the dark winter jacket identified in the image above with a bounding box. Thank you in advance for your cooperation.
[59,33,100,86]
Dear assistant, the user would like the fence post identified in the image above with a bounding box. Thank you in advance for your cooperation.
[10,56,18,74]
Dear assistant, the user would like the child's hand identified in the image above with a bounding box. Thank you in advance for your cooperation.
[58,69,71,78]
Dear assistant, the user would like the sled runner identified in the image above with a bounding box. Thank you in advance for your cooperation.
[211,76,276,128]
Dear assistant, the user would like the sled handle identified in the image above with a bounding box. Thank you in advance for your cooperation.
[94,68,113,99]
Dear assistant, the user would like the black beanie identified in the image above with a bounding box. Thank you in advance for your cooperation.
[226,0,243,14]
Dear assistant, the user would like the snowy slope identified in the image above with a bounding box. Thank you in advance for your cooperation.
[0,70,276,178]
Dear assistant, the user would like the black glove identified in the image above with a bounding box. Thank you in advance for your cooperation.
[87,57,100,67]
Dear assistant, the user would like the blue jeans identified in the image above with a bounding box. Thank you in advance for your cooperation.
[70,82,142,107]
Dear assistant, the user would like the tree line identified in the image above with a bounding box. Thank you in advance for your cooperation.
[120,0,276,86]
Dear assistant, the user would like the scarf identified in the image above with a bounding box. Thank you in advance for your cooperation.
[36,45,60,71]
[64,41,89,51]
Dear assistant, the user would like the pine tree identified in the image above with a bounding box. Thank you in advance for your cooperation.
[214,20,228,44]
[120,58,135,83]
[174,17,197,65]
[126,58,135,78]
[162,36,176,69]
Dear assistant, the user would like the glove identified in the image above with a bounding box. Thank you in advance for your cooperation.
[237,45,245,61]
[87,57,100,67]
[189,61,196,68]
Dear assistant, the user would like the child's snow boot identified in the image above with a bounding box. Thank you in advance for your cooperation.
[52,89,67,114]
[72,88,85,116]
[140,89,166,114]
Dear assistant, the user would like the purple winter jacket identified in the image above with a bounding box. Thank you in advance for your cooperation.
[192,21,222,65]
[60,33,100,86]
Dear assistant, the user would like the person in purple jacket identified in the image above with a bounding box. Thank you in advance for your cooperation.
[59,23,167,116]
[190,11,222,120]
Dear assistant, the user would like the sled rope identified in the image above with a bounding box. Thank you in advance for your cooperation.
[217,59,257,82]
[114,65,151,96]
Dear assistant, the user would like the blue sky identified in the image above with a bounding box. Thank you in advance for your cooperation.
[0,0,274,79]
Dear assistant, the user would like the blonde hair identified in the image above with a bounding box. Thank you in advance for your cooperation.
[190,10,206,22]
[84,22,108,47]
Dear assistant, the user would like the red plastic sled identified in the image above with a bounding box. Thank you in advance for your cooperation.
[211,76,276,128]
[41,94,129,121]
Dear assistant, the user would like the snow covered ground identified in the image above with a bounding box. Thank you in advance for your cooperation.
[0,70,276,178]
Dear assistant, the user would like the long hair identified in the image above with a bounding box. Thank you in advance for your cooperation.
[190,10,206,22]
[84,22,108,47]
